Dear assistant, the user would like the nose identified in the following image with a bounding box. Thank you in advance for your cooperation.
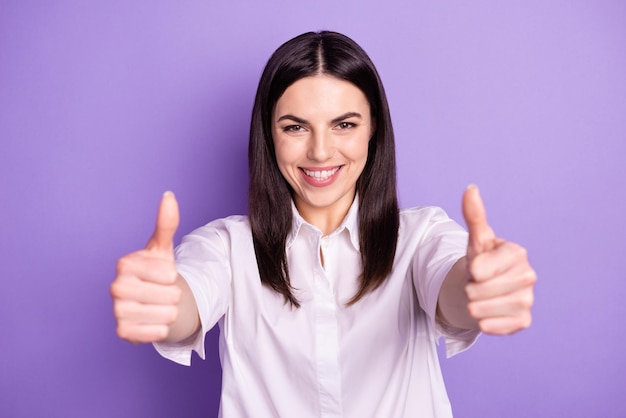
[307,129,334,162]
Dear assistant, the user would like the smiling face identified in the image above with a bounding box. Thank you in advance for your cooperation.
[272,74,373,231]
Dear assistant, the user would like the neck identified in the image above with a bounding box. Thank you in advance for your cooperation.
[294,193,355,236]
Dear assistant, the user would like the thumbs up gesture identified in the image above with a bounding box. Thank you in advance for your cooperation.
[110,192,185,344]
[462,185,537,335]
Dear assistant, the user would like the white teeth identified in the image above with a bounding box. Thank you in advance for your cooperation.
[303,167,340,181]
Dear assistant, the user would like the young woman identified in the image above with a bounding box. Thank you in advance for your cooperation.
[111,31,536,417]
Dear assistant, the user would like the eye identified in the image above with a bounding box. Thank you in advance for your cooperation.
[283,125,304,132]
[337,122,356,130]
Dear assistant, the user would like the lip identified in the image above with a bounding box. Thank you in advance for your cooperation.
[299,165,343,187]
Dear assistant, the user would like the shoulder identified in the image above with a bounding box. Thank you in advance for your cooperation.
[182,215,251,245]
[398,206,467,244]
[206,214,250,231]
[399,206,452,227]
[193,214,249,232]
[175,215,253,262]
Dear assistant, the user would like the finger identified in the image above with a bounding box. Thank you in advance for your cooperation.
[114,300,179,325]
[116,322,170,344]
[468,240,526,282]
[468,289,534,319]
[147,191,180,252]
[478,313,532,335]
[462,185,496,255]
[466,266,537,301]
[110,275,182,305]
[116,251,179,285]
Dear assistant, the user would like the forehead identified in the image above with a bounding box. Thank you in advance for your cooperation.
[274,75,370,119]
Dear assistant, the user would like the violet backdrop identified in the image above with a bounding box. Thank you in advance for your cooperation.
[1,1,625,417]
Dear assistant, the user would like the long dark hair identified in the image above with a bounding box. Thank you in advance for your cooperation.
[248,31,399,307]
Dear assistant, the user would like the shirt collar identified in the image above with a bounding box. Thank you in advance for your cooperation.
[286,195,360,251]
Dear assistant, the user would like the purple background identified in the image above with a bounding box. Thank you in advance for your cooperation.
[1,1,625,417]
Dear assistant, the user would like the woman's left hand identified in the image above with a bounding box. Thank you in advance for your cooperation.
[462,185,537,335]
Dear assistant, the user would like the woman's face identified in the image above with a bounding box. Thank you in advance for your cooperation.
[272,74,373,224]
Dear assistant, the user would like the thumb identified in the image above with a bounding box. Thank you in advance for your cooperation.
[462,185,496,255]
[146,191,180,252]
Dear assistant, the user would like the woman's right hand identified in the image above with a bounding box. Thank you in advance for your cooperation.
[110,192,186,344]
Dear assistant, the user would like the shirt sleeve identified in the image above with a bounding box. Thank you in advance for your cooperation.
[411,207,481,358]
[153,220,233,366]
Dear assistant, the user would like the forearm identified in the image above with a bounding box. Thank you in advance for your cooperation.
[437,256,479,331]
[163,274,201,343]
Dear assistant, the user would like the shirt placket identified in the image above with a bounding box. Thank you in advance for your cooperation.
[314,235,343,418]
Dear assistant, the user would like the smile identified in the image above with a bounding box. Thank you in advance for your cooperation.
[301,167,341,181]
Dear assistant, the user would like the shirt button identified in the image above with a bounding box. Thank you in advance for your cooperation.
[321,238,329,249]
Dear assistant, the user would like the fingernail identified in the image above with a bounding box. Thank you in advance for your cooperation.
[163,191,175,197]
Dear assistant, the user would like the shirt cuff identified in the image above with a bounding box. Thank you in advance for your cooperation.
[152,268,211,366]
[437,322,481,358]
[152,326,206,366]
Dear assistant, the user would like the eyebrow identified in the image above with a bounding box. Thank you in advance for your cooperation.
[276,112,363,125]
[331,112,362,124]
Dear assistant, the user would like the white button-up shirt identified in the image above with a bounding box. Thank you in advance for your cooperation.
[155,199,479,417]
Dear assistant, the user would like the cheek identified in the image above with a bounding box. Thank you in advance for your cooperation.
[351,140,370,179]
[273,141,300,183]
[351,138,370,164]
[274,137,304,165]
[273,140,290,167]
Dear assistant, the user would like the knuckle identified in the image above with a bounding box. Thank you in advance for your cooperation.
[114,301,138,320]
[514,296,530,311]
[522,270,538,286]
[478,319,493,334]
[113,302,127,319]
[468,261,482,281]
[109,281,121,299]
[513,313,532,332]
[170,285,183,304]
[110,281,127,299]
[523,291,535,309]
[116,323,132,340]
[515,290,535,310]
[514,245,529,261]
[523,313,533,329]
[167,307,179,324]
[467,302,481,318]
[116,256,132,273]
[165,269,179,285]
[158,326,170,341]
[515,314,532,331]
